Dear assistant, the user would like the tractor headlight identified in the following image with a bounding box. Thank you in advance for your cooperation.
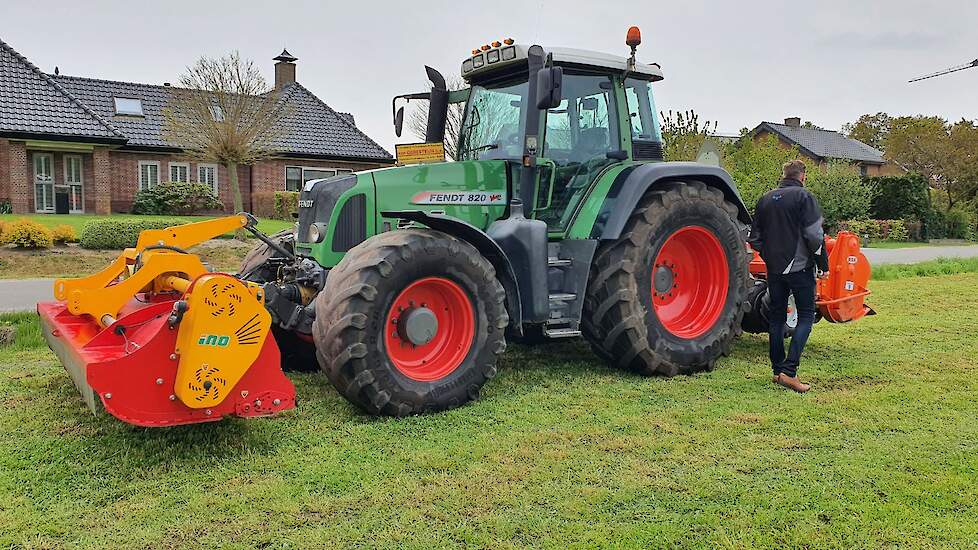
[308,223,327,243]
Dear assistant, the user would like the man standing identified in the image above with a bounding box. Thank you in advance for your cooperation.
[748,160,828,393]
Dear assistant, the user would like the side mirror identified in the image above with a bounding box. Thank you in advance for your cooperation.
[394,106,404,137]
[535,66,563,110]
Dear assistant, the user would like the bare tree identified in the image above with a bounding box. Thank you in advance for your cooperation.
[408,77,467,160]
[163,52,288,216]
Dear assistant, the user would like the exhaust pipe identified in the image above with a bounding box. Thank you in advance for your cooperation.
[424,65,448,143]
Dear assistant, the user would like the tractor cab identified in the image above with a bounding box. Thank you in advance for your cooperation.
[394,34,666,233]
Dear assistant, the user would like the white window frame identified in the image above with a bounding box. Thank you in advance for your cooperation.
[113,97,144,116]
[138,160,161,191]
[33,153,55,213]
[169,162,190,183]
[63,154,84,213]
[284,166,355,191]
[197,163,219,195]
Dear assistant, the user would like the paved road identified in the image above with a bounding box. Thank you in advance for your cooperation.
[862,244,978,265]
[2,245,977,313]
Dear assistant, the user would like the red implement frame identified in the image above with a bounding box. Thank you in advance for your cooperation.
[38,294,296,427]
[749,231,875,323]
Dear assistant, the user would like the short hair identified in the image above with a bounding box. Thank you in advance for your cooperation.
[782,160,806,180]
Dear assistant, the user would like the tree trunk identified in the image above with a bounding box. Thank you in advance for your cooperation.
[227,161,243,213]
[226,160,245,239]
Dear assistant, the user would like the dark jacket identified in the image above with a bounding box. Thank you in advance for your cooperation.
[748,178,827,275]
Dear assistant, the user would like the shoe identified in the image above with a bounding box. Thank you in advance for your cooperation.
[775,373,811,393]
[772,374,780,383]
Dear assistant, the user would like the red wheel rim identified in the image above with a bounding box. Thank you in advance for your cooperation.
[384,277,475,382]
[651,226,729,339]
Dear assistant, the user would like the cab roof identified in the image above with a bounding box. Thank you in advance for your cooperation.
[461,43,664,82]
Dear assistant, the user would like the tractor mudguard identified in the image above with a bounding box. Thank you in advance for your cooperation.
[381,210,524,333]
[591,162,751,240]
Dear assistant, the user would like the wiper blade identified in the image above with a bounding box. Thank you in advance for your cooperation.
[460,143,499,157]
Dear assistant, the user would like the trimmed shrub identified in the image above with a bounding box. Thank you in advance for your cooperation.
[867,174,929,221]
[274,191,299,221]
[252,192,277,219]
[51,225,78,244]
[837,219,909,242]
[131,182,223,215]
[945,209,974,240]
[80,218,184,250]
[2,219,53,249]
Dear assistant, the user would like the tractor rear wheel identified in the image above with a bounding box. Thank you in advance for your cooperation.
[312,228,508,416]
[582,181,750,375]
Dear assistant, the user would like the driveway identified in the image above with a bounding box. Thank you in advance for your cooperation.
[2,245,978,313]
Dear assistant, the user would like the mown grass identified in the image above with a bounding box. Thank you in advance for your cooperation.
[871,256,978,280]
[0,240,250,279]
[1,274,977,548]
[0,214,292,239]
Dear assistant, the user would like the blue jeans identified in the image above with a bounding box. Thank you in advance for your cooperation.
[767,267,817,378]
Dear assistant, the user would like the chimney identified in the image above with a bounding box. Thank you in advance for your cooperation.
[784,117,801,128]
[274,48,298,91]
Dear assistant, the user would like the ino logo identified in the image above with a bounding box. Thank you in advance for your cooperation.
[198,334,231,347]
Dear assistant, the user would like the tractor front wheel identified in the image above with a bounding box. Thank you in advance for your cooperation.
[583,181,750,375]
[312,229,508,416]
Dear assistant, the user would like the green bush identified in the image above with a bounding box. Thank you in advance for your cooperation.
[2,219,53,249]
[79,218,185,250]
[867,174,929,221]
[274,192,299,221]
[944,209,974,240]
[806,162,876,230]
[131,182,223,215]
[837,219,909,242]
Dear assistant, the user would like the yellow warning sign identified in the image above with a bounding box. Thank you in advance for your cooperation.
[396,142,446,165]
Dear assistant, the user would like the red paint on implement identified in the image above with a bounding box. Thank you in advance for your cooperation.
[651,226,729,339]
[384,277,475,382]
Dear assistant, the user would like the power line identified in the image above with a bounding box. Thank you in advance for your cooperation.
[908,58,978,83]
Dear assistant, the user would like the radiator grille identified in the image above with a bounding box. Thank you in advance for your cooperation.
[332,194,367,252]
[632,140,664,161]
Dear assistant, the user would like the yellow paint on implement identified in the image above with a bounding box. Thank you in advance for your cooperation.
[395,142,446,165]
[52,215,250,327]
[173,274,271,408]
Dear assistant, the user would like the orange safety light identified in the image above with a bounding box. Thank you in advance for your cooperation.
[626,26,642,47]
[491,40,502,48]
[472,49,481,55]
[503,38,515,45]
[481,44,491,51]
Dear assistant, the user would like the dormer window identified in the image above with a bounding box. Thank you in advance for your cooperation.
[209,104,224,122]
[113,97,143,116]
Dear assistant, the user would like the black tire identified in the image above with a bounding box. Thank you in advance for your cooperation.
[238,228,294,282]
[312,228,508,416]
[582,181,751,375]
[741,279,798,338]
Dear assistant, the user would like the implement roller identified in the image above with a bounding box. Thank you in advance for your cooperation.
[37,214,295,427]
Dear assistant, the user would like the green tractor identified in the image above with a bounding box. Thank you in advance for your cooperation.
[242,29,754,416]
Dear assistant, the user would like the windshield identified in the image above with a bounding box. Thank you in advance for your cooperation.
[457,79,528,161]
[624,77,662,142]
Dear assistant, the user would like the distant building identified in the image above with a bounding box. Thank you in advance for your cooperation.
[0,38,394,214]
[749,117,904,177]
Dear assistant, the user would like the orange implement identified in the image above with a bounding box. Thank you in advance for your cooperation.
[748,231,875,324]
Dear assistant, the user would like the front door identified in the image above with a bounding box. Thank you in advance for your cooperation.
[64,155,84,213]
[33,153,54,213]
[534,73,620,230]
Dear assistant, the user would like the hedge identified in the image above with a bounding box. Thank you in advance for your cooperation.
[866,174,929,221]
[79,218,186,250]
[131,182,223,215]
[837,219,909,242]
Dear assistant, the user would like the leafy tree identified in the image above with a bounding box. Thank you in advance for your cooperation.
[722,134,800,211]
[163,52,288,219]
[659,109,718,161]
[843,112,891,150]
[805,161,875,229]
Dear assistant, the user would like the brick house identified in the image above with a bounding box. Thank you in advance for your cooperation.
[750,117,904,177]
[0,38,393,215]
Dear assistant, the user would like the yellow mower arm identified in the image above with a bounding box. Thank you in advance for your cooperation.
[53,214,252,326]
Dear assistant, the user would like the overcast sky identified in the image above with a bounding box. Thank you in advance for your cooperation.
[2,0,976,151]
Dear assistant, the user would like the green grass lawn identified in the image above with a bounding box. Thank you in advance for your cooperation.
[2,274,977,548]
[0,213,293,237]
